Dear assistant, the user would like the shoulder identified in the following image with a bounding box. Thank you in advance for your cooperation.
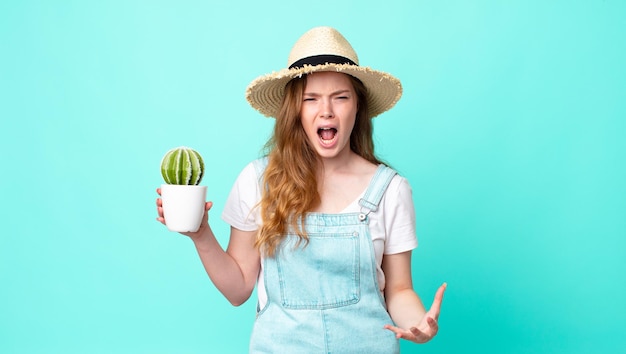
[380,171,415,213]
[374,164,413,197]
[236,157,267,184]
[380,172,418,253]
[222,159,265,230]
[388,173,413,195]
[227,158,265,200]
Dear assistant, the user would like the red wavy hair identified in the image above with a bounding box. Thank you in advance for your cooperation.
[255,73,384,256]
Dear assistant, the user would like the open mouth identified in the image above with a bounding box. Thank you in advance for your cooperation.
[317,127,338,144]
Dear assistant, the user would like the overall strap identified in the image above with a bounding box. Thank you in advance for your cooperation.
[358,165,397,219]
[254,158,396,218]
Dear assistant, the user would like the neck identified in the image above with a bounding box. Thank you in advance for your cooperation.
[319,150,360,174]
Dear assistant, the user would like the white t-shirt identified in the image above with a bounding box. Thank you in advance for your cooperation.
[221,161,418,309]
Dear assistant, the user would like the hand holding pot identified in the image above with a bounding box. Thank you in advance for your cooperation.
[158,146,207,233]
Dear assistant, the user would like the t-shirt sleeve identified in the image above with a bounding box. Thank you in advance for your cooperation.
[221,161,261,231]
[383,175,418,255]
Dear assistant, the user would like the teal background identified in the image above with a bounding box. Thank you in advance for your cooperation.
[1,0,624,353]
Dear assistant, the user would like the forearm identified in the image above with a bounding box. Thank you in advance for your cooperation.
[386,288,427,329]
[192,226,255,306]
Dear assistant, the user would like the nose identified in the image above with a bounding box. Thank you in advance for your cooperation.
[320,98,334,118]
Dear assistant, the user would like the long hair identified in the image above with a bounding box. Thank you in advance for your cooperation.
[255,74,384,257]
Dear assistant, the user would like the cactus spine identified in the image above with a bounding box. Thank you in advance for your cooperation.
[160,146,204,185]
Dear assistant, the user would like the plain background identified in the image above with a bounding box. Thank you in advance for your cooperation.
[1,1,624,353]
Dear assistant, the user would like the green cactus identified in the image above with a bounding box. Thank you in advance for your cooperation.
[160,146,204,185]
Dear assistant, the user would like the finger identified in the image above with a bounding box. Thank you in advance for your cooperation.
[383,324,409,339]
[156,188,161,196]
[410,325,435,343]
[434,282,447,304]
[156,198,162,207]
[157,206,164,218]
[430,282,447,317]
[426,316,439,334]
[206,201,213,211]
[156,216,165,225]
[409,326,423,338]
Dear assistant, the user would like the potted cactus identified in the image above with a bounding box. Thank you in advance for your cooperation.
[159,146,207,232]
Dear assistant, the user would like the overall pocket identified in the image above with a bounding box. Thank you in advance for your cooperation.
[276,232,360,309]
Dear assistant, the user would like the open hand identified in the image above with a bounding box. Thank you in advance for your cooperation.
[384,282,447,343]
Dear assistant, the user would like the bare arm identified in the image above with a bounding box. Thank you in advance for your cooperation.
[190,224,260,306]
[157,190,260,306]
[382,251,446,343]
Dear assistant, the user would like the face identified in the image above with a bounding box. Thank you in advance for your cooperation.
[300,71,358,161]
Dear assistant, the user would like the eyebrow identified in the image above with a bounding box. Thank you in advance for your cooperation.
[303,89,352,97]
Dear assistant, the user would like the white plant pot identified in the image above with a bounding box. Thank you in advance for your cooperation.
[160,184,207,232]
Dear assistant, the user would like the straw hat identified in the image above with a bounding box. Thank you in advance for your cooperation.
[245,26,403,119]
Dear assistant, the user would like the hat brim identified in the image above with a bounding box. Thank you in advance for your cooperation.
[246,63,402,119]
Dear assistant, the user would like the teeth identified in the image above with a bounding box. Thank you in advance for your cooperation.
[318,127,337,142]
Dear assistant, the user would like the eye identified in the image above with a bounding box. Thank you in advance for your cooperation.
[303,97,316,102]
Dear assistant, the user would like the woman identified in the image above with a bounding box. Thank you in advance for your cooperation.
[157,26,446,353]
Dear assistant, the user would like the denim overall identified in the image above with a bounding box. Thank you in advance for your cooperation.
[250,159,400,354]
